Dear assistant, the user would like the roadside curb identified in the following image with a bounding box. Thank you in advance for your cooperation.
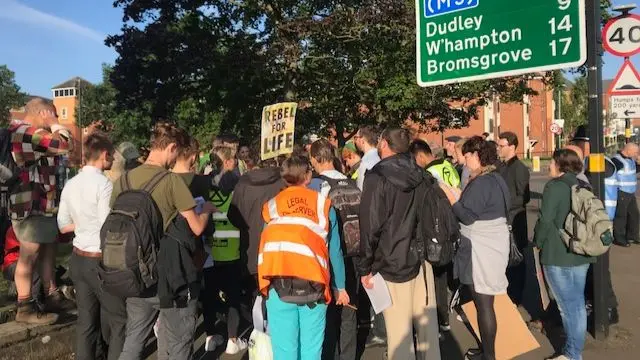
[0,314,76,348]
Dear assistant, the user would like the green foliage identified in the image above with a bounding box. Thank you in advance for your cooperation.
[78,64,152,148]
[104,0,611,145]
[0,65,27,126]
[560,75,588,136]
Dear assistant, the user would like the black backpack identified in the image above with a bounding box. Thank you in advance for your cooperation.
[98,170,168,298]
[415,173,460,267]
[318,175,362,257]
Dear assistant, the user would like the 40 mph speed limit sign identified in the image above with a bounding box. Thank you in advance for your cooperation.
[603,14,640,57]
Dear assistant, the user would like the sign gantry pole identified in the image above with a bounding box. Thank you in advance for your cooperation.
[587,0,608,340]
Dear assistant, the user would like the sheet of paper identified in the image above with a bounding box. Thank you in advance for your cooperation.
[364,273,393,314]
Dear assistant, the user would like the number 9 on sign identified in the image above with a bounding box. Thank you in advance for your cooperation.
[603,14,640,57]
[558,0,571,11]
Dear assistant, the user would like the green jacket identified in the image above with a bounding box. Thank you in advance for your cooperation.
[533,173,596,267]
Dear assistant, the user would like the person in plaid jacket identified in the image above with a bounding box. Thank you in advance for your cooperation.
[10,98,74,325]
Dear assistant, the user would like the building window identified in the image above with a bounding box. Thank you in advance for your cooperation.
[64,89,70,97]
[70,89,76,96]
[61,107,68,120]
[54,90,59,97]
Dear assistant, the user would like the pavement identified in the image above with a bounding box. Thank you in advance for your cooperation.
[1,171,639,359]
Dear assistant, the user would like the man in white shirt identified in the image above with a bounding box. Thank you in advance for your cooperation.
[308,139,359,360]
[354,125,381,191]
[58,132,126,360]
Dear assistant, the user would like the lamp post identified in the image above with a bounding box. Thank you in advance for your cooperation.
[75,78,83,164]
[556,84,566,149]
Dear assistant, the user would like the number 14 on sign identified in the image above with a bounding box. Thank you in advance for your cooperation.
[549,0,574,56]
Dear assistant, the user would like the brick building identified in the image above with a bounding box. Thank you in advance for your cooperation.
[415,77,555,159]
[51,77,92,163]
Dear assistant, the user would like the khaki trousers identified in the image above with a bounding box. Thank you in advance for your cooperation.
[383,262,441,360]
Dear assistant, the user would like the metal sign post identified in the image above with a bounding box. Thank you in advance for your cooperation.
[587,0,609,340]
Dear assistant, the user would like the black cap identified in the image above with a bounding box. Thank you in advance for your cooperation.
[445,135,462,143]
[572,125,589,141]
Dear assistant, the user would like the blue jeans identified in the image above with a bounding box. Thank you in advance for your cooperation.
[266,288,327,360]
[544,264,589,360]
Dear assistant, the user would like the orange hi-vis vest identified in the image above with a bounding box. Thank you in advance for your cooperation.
[258,186,333,303]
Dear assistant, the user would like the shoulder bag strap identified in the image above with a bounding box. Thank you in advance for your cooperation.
[491,173,511,228]
[121,171,132,192]
[142,170,170,194]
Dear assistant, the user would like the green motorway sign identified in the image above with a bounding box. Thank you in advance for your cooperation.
[416,0,587,87]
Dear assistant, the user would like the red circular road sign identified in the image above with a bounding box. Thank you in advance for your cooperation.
[603,14,640,57]
[550,123,562,135]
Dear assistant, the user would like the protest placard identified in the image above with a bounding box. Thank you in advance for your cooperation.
[261,102,297,160]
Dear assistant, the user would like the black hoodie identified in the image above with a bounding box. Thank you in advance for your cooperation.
[228,167,286,274]
[357,152,425,283]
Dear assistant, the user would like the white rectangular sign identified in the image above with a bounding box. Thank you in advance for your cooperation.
[260,102,297,160]
[610,95,640,119]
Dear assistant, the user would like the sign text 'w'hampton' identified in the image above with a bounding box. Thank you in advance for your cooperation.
[416,0,587,87]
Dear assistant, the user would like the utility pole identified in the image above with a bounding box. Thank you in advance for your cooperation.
[587,0,609,340]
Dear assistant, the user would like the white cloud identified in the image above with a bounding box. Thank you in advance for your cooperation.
[0,0,105,43]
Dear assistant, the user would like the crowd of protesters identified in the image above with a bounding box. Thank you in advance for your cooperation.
[1,98,638,360]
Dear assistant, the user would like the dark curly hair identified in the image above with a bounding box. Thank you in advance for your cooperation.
[462,136,498,167]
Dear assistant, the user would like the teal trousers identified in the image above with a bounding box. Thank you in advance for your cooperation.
[266,288,328,360]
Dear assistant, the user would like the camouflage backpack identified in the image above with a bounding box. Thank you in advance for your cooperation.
[559,181,613,257]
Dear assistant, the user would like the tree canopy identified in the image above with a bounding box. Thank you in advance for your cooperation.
[101,0,613,147]
[0,65,27,126]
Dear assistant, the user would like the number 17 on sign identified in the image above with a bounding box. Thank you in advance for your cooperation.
[549,0,575,57]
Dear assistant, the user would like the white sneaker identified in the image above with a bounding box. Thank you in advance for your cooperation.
[225,338,248,355]
[205,335,225,351]
[548,355,570,360]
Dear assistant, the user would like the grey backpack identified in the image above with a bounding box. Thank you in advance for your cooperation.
[559,181,613,257]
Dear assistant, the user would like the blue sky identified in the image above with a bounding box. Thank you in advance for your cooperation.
[0,0,121,97]
[0,0,637,97]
